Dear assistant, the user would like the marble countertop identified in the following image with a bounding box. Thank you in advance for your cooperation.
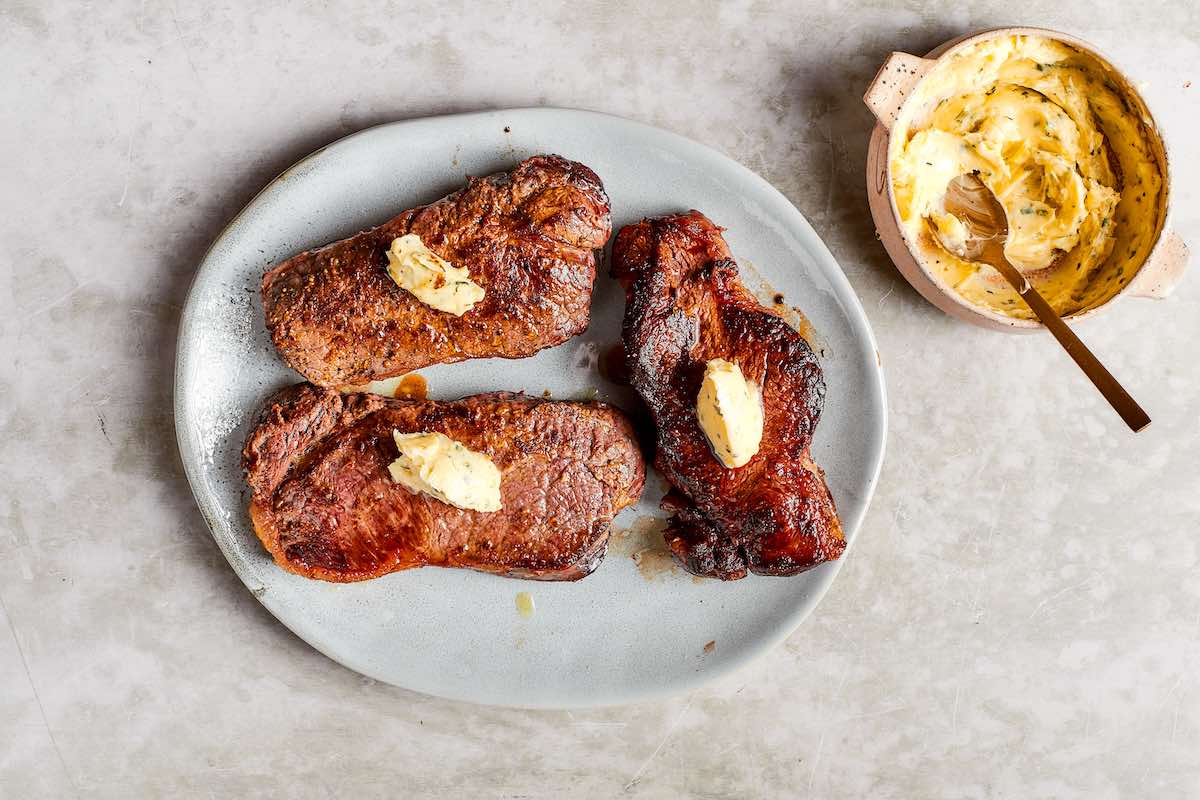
[2,2,1198,797]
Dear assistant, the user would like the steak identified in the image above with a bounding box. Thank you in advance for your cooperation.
[262,155,611,387]
[243,383,645,582]
[611,211,844,580]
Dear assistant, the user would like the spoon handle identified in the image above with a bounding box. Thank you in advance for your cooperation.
[1013,278,1151,432]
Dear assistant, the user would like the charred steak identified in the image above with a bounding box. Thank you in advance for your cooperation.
[262,155,611,387]
[611,211,844,580]
[243,384,645,582]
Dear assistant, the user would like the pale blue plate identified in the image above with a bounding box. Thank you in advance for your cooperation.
[175,108,887,707]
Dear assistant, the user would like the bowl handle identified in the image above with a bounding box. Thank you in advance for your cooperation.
[1128,230,1190,299]
[863,52,936,130]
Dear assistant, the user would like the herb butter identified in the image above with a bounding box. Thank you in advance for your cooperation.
[385,234,485,316]
[890,35,1163,318]
[388,430,502,513]
[696,358,763,469]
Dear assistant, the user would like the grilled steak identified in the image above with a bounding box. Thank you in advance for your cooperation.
[243,384,645,582]
[262,155,611,387]
[611,211,844,580]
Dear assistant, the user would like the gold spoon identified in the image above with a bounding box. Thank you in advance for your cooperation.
[935,174,1151,432]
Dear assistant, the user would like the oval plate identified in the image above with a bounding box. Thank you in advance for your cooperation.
[175,108,887,708]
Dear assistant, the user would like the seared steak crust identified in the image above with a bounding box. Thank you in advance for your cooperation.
[263,155,611,387]
[611,211,843,580]
[243,384,645,582]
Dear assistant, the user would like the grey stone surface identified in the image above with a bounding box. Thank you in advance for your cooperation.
[1,2,1198,797]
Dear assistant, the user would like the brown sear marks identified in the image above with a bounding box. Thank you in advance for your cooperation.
[611,211,843,581]
[262,155,612,387]
[243,383,646,583]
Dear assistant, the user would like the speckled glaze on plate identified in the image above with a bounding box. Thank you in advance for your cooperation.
[174,108,887,708]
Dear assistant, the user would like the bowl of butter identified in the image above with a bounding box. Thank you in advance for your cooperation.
[864,27,1188,330]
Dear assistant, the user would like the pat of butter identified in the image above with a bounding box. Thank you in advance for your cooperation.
[696,358,763,469]
[385,234,484,316]
[388,430,502,512]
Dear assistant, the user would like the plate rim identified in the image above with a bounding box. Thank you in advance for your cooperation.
[174,107,889,708]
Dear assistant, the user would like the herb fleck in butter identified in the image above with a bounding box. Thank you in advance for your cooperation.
[385,234,485,316]
[388,430,502,512]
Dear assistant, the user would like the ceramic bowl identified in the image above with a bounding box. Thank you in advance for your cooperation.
[863,26,1189,331]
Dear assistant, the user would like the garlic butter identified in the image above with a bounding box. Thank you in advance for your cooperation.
[385,234,485,316]
[388,430,502,512]
[696,359,763,469]
[890,35,1163,318]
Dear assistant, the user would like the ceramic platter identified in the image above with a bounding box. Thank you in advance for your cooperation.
[175,108,887,707]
